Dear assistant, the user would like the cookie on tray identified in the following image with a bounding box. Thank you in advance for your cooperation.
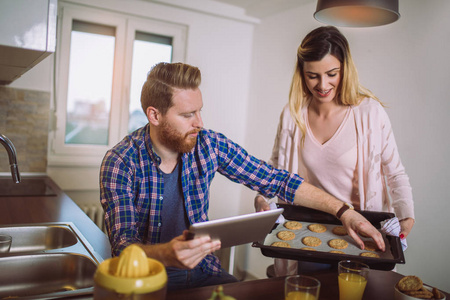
[329,250,345,254]
[332,226,348,236]
[277,230,295,241]
[302,236,322,247]
[271,241,291,248]
[360,252,380,258]
[284,221,303,230]
[328,238,348,249]
[364,240,380,252]
[308,223,327,233]
[301,247,317,251]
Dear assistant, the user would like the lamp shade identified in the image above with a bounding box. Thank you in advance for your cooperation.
[314,0,400,27]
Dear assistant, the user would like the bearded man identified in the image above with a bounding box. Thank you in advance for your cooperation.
[100,62,384,291]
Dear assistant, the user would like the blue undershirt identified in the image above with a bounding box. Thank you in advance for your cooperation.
[160,162,190,243]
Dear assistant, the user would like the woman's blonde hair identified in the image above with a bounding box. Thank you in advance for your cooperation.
[288,26,382,145]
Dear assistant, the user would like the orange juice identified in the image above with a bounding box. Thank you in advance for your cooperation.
[285,291,317,300]
[338,272,367,300]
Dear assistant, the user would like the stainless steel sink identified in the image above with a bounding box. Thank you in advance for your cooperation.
[0,253,96,299]
[0,225,78,253]
[0,222,104,299]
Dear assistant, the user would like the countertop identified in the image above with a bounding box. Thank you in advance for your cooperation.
[0,174,111,260]
[167,269,450,300]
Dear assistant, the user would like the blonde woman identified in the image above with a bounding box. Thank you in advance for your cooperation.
[255,26,414,276]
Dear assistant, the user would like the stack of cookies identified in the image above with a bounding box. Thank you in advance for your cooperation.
[395,276,445,299]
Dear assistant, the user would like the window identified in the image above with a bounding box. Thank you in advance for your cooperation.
[51,3,186,165]
[65,21,115,145]
[128,32,173,133]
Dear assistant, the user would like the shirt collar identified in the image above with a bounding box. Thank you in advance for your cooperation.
[144,124,162,167]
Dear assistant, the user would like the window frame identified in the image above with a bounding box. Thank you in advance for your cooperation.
[50,2,186,166]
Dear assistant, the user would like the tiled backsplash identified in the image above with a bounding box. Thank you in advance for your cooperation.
[0,86,50,173]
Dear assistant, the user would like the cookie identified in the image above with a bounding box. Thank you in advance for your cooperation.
[271,241,291,248]
[432,287,444,299]
[360,252,380,258]
[329,250,345,254]
[300,247,317,251]
[397,275,423,292]
[328,238,348,249]
[364,240,379,252]
[302,236,322,247]
[405,288,433,299]
[284,221,303,230]
[308,223,327,233]
[277,230,295,241]
[332,226,348,236]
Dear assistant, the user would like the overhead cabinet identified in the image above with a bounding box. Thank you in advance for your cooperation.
[0,0,57,85]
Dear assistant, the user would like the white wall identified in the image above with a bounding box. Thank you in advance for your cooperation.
[244,0,450,291]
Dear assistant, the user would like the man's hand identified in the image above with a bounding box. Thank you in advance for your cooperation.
[254,195,271,212]
[293,182,386,252]
[340,209,385,252]
[137,231,221,269]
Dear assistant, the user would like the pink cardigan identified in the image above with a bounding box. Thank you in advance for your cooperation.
[268,98,414,220]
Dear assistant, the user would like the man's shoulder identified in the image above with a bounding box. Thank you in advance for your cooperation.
[195,128,237,155]
[106,126,147,159]
[198,128,228,142]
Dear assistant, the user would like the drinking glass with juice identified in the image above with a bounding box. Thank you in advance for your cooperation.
[338,260,369,300]
[285,275,320,300]
[285,290,317,300]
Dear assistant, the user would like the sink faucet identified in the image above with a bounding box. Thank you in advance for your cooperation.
[0,134,21,183]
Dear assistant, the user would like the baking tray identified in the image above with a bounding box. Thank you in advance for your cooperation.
[252,203,405,271]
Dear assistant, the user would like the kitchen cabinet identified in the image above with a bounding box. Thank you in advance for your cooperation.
[0,0,57,85]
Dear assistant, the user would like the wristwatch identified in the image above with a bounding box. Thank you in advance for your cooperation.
[336,202,354,219]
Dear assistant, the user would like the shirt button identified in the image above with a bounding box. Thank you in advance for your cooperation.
[159,196,163,200]
[158,223,162,227]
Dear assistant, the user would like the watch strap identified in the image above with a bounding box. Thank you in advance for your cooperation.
[336,203,353,219]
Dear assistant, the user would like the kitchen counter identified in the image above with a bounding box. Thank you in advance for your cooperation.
[167,269,450,300]
[0,174,111,260]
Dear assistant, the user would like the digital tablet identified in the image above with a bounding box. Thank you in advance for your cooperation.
[187,208,284,248]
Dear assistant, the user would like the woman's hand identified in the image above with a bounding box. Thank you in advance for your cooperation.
[399,217,415,239]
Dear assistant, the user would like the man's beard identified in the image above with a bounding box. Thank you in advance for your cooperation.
[159,120,200,153]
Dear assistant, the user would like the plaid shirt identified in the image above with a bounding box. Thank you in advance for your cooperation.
[100,124,303,275]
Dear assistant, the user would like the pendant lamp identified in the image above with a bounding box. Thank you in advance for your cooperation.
[314,0,400,27]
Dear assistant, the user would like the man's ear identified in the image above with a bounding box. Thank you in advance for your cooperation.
[147,107,161,126]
